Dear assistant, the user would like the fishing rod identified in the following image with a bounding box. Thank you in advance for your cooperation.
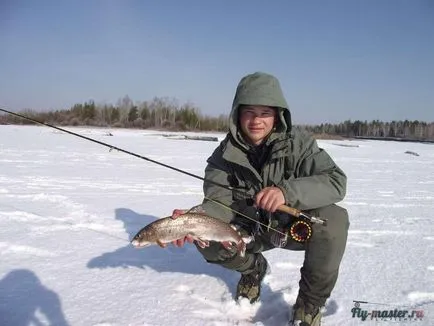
[0,108,326,242]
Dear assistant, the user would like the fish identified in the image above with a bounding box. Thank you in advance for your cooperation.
[131,212,253,257]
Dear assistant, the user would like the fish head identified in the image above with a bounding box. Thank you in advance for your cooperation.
[131,238,152,248]
[131,226,154,248]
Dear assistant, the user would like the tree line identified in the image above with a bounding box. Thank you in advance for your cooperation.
[0,96,229,132]
[1,96,433,141]
[301,119,434,141]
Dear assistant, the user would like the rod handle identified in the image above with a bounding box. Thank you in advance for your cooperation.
[277,205,301,217]
[277,204,327,226]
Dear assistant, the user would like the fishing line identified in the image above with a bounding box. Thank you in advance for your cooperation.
[204,196,289,237]
[0,108,319,241]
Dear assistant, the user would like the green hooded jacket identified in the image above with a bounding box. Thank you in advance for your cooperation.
[201,72,347,225]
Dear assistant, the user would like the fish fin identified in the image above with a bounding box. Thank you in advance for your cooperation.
[186,204,206,214]
[236,241,246,258]
[242,235,254,244]
[156,240,167,248]
[196,238,209,248]
[222,241,235,251]
[230,224,240,231]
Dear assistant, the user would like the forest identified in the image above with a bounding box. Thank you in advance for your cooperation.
[1,96,433,141]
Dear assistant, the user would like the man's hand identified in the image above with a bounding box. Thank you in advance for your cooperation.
[255,186,285,212]
[171,209,187,219]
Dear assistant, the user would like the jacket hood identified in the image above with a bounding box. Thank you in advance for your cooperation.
[229,72,292,149]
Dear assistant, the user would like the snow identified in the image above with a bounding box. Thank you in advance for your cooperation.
[0,124,433,326]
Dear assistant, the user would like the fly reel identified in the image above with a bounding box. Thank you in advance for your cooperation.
[289,219,312,243]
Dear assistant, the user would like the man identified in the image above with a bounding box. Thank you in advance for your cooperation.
[171,72,349,326]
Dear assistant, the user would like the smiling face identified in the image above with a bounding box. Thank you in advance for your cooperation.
[239,105,277,146]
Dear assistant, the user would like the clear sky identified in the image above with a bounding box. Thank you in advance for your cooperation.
[1,0,433,124]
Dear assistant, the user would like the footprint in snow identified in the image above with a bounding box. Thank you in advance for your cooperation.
[322,299,339,317]
[190,292,257,325]
[254,292,338,325]
[253,286,293,325]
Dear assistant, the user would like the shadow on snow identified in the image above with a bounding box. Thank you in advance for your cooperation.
[87,208,240,293]
[0,269,70,326]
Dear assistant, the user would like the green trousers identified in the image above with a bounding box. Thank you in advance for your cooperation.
[195,204,349,307]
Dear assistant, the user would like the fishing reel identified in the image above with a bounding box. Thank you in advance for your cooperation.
[268,207,327,246]
[288,219,312,243]
[281,205,327,243]
[268,217,313,247]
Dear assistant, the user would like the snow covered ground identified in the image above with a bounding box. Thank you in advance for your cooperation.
[0,124,433,326]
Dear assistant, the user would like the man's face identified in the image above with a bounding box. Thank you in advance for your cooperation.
[239,105,277,145]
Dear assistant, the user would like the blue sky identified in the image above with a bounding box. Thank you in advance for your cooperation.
[1,0,433,124]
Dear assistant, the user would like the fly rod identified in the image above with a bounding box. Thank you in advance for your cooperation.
[0,107,327,227]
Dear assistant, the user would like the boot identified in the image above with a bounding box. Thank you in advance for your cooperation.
[290,296,322,326]
[236,254,268,304]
